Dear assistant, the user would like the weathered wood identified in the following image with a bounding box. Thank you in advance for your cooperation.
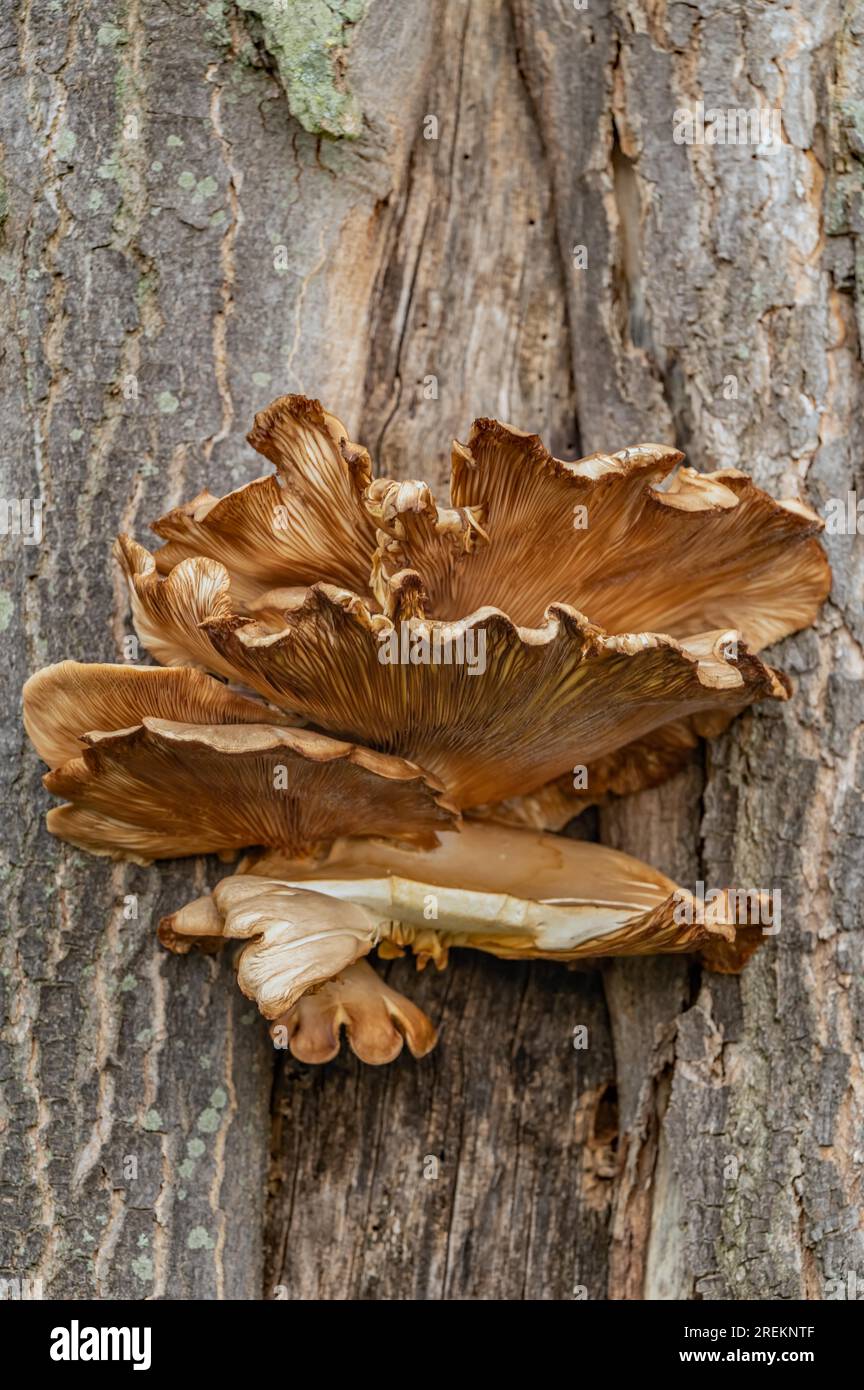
[1,0,861,1301]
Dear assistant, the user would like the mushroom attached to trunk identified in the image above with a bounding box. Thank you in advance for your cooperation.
[123,396,828,821]
[159,821,766,1061]
[23,663,457,863]
[22,395,829,1066]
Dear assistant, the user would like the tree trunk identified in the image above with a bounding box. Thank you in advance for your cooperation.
[2,0,861,1301]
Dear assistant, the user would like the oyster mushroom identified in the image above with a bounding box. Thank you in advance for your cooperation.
[24,664,456,863]
[128,395,828,818]
[116,544,790,809]
[160,878,437,1062]
[151,396,828,649]
[22,659,294,769]
[262,600,791,809]
[150,395,376,606]
[22,396,828,1066]
[158,820,765,1060]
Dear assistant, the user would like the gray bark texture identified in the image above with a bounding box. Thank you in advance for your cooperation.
[1,0,862,1301]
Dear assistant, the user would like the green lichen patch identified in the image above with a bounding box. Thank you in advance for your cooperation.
[236,0,367,139]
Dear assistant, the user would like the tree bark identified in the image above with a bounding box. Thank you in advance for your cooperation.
[1,0,861,1300]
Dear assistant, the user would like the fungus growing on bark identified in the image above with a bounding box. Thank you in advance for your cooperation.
[126,395,828,819]
[149,396,376,606]
[23,395,829,1063]
[24,665,456,862]
[158,821,766,1059]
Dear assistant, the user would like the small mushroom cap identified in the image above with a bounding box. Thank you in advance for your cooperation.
[270,959,437,1064]
[430,425,830,646]
[114,535,248,679]
[41,718,457,862]
[213,877,378,1018]
[150,395,376,605]
[158,892,224,954]
[237,821,766,969]
[23,659,292,769]
[251,821,679,916]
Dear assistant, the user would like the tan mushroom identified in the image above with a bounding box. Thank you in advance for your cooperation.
[272,961,437,1066]
[150,395,376,606]
[124,396,828,819]
[23,659,293,770]
[23,395,828,1065]
[24,664,456,864]
[158,820,766,1058]
[159,880,436,1064]
[151,396,828,648]
[394,423,828,645]
[199,581,790,809]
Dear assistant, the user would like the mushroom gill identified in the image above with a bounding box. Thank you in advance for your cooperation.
[198,580,789,809]
[23,664,456,863]
[23,395,829,1065]
[150,395,829,649]
[150,395,376,606]
[127,394,828,818]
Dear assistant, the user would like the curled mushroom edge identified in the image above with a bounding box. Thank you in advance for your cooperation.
[157,822,769,1063]
[22,394,829,1064]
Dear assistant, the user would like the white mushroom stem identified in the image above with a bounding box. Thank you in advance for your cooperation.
[261,874,667,961]
[239,820,726,967]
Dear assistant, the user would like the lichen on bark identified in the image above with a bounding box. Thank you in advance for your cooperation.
[235,0,367,138]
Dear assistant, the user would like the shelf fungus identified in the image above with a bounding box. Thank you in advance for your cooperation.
[23,395,829,1064]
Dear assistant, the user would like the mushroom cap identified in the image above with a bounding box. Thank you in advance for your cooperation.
[212,877,378,1017]
[271,959,437,1064]
[23,659,293,769]
[127,394,828,815]
[151,395,376,606]
[197,582,789,808]
[250,820,681,914]
[149,395,829,650]
[411,423,829,647]
[25,663,457,862]
[160,883,438,1056]
[210,821,764,976]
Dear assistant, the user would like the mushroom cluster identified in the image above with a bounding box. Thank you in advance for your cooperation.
[24,396,830,1064]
